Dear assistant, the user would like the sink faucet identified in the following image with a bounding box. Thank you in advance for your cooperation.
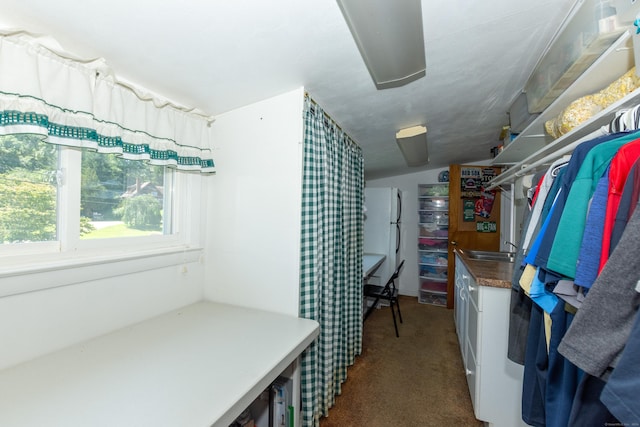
[504,241,518,251]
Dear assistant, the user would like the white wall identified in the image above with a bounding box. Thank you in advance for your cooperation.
[0,169,209,371]
[366,167,446,297]
[0,260,204,370]
[204,88,304,317]
[0,88,306,370]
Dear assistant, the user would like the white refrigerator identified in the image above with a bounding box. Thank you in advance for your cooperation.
[363,187,402,288]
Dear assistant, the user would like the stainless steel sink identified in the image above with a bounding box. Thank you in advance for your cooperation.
[461,249,516,263]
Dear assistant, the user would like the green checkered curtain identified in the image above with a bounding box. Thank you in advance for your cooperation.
[299,95,364,427]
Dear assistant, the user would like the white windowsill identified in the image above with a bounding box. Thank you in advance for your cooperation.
[0,245,203,298]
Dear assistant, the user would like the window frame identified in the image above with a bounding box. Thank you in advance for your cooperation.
[0,143,204,297]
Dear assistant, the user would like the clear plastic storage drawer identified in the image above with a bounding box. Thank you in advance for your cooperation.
[418,237,448,251]
[419,198,449,210]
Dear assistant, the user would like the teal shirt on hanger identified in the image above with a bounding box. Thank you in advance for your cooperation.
[547,131,640,278]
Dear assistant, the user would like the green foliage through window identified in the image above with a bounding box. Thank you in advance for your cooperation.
[114,194,162,230]
[81,150,167,239]
[0,134,170,245]
[0,135,57,243]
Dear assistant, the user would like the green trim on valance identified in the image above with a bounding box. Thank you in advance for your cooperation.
[0,110,215,171]
[0,32,216,174]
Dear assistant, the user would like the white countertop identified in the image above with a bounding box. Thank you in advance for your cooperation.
[0,301,319,427]
[363,253,386,280]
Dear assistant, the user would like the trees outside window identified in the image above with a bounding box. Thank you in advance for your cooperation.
[0,134,173,245]
[0,134,58,243]
[80,150,168,239]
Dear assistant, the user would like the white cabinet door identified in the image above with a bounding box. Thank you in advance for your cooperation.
[465,333,479,416]
[474,286,527,427]
[467,294,480,365]
[454,262,467,359]
[454,254,527,427]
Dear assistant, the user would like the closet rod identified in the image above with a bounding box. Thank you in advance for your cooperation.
[485,130,599,190]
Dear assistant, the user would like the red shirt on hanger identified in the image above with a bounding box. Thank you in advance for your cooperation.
[599,138,640,272]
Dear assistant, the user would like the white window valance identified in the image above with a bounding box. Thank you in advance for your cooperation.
[0,30,215,173]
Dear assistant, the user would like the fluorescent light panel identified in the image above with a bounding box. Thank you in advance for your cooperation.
[337,0,426,90]
[396,125,428,167]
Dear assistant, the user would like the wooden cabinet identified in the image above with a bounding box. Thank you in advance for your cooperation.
[447,165,502,308]
[454,254,526,427]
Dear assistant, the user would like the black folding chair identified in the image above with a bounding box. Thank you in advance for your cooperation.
[363,260,405,337]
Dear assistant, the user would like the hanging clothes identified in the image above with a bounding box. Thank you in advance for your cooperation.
[547,131,640,279]
[545,302,582,427]
[607,104,640,133]
[598,139,640,271]
[558,199,640,378]
[532,133,623,273]
[609,157,640,249]
[522,157,570,255]
[600,300,640,423]
[566,374,618,426]
[557,199,640,425]
[508,173,542,365]
[512,116,640,426]
[517,172,578,427]
[572,167,610,291]
[522,301,549,427]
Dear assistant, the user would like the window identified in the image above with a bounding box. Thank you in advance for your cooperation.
[0,33,213,296]
[80,150,172,240]
[0,134,180,253]
[0,134,59,244]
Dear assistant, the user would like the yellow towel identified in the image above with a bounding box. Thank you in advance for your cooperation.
[519,264,553,352]
[519,264,536,296]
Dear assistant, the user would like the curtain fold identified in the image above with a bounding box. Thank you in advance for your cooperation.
[299,95,364,426]
[0,30,215,173]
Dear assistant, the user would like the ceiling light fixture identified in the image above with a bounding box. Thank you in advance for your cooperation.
[336,0,426,90]
[396,125,428,167]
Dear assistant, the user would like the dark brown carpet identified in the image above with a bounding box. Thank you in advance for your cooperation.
[319,296,482,427]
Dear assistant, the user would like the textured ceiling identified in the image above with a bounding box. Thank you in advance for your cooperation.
[0,0,577,179]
